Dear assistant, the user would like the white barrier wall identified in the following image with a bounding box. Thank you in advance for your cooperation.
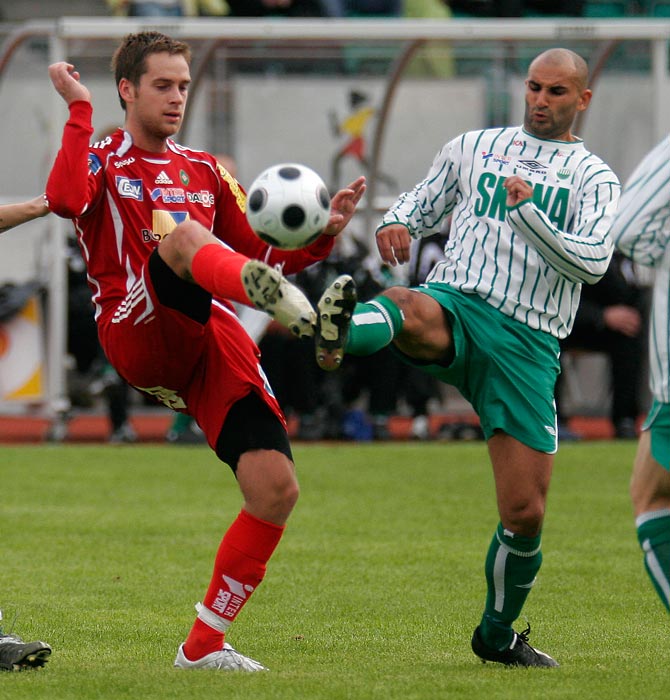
[0,17,667,419]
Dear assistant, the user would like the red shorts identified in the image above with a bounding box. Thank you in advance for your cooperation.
[98,252,286,449]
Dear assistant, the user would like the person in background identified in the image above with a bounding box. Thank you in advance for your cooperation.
[556,251,646,440]
[106,0,228,17]
[0,197,48,234]
[610,134,670,613]
[225,0,328,17]
[0,205,55,669]
[0,195,133,443]
[313,48,619,666]
[0,609,51,672]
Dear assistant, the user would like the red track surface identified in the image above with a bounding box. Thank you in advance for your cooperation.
[0,412,620,443]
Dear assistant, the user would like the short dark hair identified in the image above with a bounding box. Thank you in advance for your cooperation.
[111,31,191,110]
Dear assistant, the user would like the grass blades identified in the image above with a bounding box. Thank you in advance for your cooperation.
[1,442,667,699]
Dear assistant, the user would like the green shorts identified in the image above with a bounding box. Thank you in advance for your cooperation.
[401,284,561,453]
[642,399,670,470]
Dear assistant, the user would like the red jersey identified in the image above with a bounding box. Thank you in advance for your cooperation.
[45,101,338,441]
[46,101,335,333]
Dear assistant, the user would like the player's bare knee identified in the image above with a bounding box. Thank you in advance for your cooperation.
[502,501,545,537]
[383,288,452,361]
[158,220,213,278]
[241,452,299,522]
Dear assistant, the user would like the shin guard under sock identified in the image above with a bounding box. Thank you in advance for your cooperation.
[190,242,250,306]
[346,296,404,355]
[636,509,670,612]
[183,509,285,659]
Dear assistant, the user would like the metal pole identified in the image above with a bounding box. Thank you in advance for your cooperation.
[45,29,70,440]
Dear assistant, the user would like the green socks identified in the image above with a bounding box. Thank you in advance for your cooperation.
[479,523,543,650]
[346,296,404,356]
[636,509,670,612]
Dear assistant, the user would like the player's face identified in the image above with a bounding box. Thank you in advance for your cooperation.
[523,62,591,142]
[120,52,191,151]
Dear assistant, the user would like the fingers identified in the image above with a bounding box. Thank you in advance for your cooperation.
[324,176,367,236]
[376,226,411,266]
[503,175,532,206]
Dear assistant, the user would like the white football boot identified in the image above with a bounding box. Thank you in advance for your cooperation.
[241,260,316,339]
[174,642,268,672]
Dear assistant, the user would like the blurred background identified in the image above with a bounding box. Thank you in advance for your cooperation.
[0,1,664,441]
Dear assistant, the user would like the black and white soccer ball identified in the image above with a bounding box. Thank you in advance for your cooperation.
[246,163,331,250]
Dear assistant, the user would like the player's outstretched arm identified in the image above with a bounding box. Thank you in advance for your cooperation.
[45,63,96,218]
[0,196,49,234]
[322,176,366,237]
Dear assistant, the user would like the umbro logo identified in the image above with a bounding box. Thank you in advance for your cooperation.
[517,159,545,170]
[155,171,173,184]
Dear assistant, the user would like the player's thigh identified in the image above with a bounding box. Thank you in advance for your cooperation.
[101,250,211,390]
[184,313,290,460]
[383,287,452,361]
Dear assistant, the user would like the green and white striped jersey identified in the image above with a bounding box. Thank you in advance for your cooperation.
[611,135,670,403]
[378,126,620,339]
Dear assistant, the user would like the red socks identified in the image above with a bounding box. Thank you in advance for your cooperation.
[182,509,285,660]
[190,243,250,305]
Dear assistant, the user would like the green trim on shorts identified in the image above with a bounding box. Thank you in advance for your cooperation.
[642,399,670,470]
[399,284,560,453]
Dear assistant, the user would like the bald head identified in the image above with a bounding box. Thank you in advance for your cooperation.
[529,49,589,91]
[523,48,592,141]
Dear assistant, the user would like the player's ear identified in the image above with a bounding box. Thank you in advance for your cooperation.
[118,77,135,105]
[577,88,592,112]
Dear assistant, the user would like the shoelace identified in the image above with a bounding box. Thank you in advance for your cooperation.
[516,623,532,644]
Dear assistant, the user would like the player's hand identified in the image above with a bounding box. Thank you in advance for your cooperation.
[322,176,366,237]
[376,224,411,266]
[603,305,642,337]
[48,62,91,105]
[503,175,533,207]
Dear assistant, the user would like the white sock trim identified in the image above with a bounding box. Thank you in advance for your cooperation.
[195,602,231,633]
[642,541,670,607]
[635,508,670,528]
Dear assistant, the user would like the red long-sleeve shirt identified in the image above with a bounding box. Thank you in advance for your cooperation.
[46,100,335,329]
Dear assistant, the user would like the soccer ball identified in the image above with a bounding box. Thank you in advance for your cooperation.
[246,163,331,250]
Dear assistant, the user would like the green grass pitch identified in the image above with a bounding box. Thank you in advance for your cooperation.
[1,441,668,699]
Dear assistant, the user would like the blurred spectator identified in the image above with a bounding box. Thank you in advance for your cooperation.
[106,0,228,17]
[258,328,327,439]
[67,235,137,443]
[449,0,583,16]
[557,252,647,439]
[225,0,328,16]
[401,229,449,440]
[524,0,584,15]
[403,0,456,79]
[352,0,403,12]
